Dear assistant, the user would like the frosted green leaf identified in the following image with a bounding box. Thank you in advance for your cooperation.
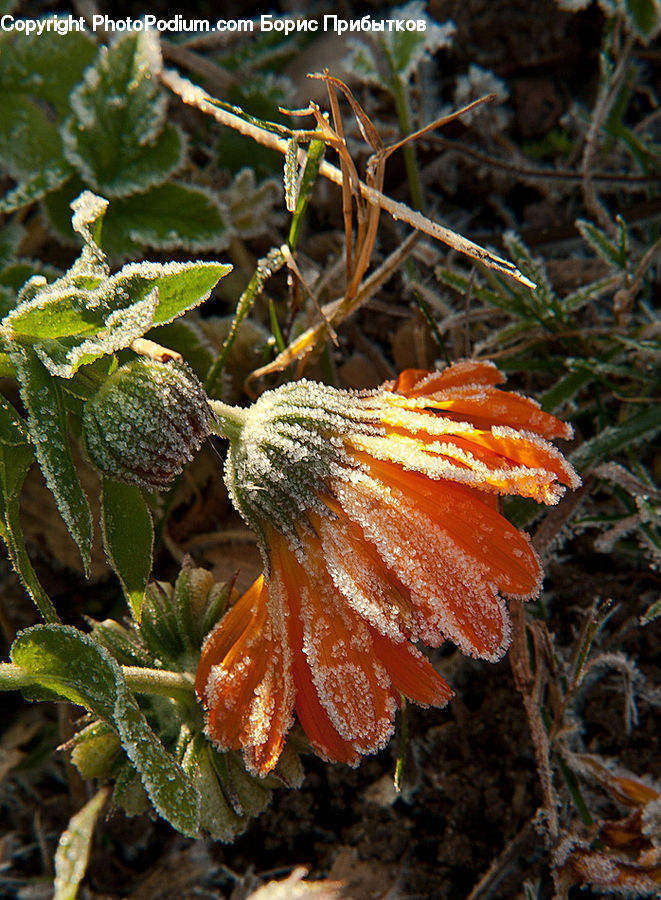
[5,245,230,378]
[576,218,628,270]
[98,183,232,256]
[571,405,661,471]
[346,1,455,87]
[61,32,184,198]
[181,736,247,842]
[0,394,29,445]
[220,169,282,240]
[0,28,95,181]
[0,94,66,179]
[624,0,661,40]
[0,411,57,622]
[0,28,96,116]
[0,222,24,270]
[101,478,154,621]
[113,681,199,836]
[34,287,160,378]
[53,787,109,900]
[0,159,72,213]
[12,348,93,573]
[11,624,200,836]
[284,139,299,213]
[11,625,118,716]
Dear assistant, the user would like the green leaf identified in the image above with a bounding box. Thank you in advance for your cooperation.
[0,428,58,623]
[181,736,246,842]
[12,348,93,572]
[0,221,25,269]
[172,566,197,653]
[540,369,593,413]
[62,32,183,197]
[11,625,200,836]
[0,28,96,117]
[99,183,231,256]
[0,94,66,179]
[624,0,661,40]
[53,787,110,900]
[6,258,229,379]
[0,29,95,182]
[575,218,628,270]
[571,405,661,472]
[0,394,29,445]
[112,676,199,836]
[148,260,233,326]
[436,266,530,318]
[561,274,619,315]
[11,625,117,716]
[101,478,154,621]
[0,159,72,213]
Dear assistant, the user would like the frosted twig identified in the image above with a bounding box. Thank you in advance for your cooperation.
[510,601,560,842]
[581,35,635,234]
[160,67,536,289]
[130,338,183,363]
[248,230,420,380]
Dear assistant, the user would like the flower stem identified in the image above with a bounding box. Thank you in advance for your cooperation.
[0,662,196,705]
[208,399,247,442]
[0,663,34,691]
[122,666,195,703]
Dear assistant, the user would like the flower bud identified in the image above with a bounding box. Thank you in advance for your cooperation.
[82,358,211,489]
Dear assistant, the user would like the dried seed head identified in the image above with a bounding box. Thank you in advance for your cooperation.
[83,358,211,489]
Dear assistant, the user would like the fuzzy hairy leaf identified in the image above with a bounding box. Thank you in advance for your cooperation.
[0,29,95,201]
[0,28,96,116]
[575,218,628,270]
[101,478,154,621]
[0,398,57,621]
[99,183,231,255]
[624,0,661,40]
[5,207,230,377]
[11,625,200,836]
[61,33,182,197]
[346,1,455,86]
[571,405,661,472]
[12,348,93,572]
[0,159,72,213]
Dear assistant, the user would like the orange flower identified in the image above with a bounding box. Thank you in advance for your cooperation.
[198,360,580,775]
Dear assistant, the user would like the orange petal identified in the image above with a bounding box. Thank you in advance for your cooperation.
[271,532,396,756]
[195,576,265,701]
[362,457,542,597]
[312,506,415,641]
[423,386,573,440]
[332,468,511,661]
[290,640,362,766]
[196,574,294,776]
[392,360,504,395]
[369,627,453,708]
